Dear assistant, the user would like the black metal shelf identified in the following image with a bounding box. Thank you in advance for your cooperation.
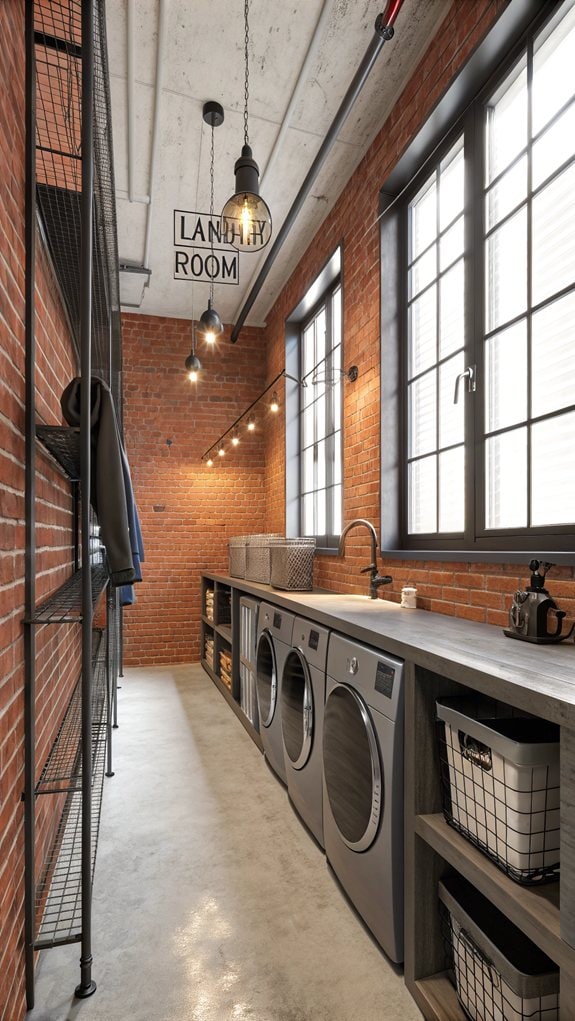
[35,630,106,796]
[31,565,109,624]
[36,425,81,481]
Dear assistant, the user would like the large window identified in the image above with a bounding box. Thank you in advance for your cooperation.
[400,1,575,557]
[285,248,343,550]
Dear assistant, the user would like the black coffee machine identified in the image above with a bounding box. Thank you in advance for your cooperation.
[504,560,574,644]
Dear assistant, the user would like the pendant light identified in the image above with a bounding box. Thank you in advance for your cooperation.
[221,0,272,252]
[185,323,202,382]
[198,102,224,344]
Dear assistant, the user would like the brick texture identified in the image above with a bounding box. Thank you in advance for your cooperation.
[0,3,81,1017]
[121,314,268,665]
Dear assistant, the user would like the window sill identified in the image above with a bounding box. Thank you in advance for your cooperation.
[381,548,574,566]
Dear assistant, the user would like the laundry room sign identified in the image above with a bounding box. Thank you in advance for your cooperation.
[173,210,239,285]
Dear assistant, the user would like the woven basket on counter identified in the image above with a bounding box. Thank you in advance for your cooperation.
[245,534,283,584]
[228,536,249,578]
[270,537,315,591]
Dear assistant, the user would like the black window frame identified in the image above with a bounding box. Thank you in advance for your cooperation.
[379,0,575,564]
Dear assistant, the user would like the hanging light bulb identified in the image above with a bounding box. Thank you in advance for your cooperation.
[198,102,225,343]
[185,350,202,382]
[270,391,279,413]
[247,415,255,432]
[221,0,272,253]
[218,442,225,457]
[206,453,214,467]
[231,429,240,446]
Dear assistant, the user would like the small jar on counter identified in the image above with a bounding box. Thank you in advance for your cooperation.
[401,584,417,609]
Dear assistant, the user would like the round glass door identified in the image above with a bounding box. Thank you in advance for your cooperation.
[281,649,313,770]
[256,631,277,728]
[323,683,382,852]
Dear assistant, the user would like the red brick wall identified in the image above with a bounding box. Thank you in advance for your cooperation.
[121,314,268,665]
[260,0,575,627]
[0,3,80,1016]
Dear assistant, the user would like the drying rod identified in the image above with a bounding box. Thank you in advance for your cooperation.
[231,0,404,343]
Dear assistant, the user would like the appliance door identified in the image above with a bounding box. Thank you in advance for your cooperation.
[281,648,314,770]
[323,682,383,852]
[256,629,277,728]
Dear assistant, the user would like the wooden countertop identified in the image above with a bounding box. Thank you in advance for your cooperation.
[204,573,575,727]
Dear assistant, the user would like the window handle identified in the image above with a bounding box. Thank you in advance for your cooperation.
[453,364,477,404]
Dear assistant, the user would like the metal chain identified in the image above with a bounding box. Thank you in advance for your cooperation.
[209,121,215,303]
[244,0,250,146]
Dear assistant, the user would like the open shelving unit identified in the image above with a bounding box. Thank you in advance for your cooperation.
[200,577,262,750]
[24,0,123,1006]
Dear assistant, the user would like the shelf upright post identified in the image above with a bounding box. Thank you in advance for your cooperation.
[105,590,114,777]
[24,0,37,1007]
[76,0,97,999]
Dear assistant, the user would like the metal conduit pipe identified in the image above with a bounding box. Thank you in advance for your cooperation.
[231,0,404,343]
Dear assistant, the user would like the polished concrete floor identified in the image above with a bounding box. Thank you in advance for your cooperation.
[28,664,422,1021]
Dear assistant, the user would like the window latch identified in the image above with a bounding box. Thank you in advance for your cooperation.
[453,364,477,404]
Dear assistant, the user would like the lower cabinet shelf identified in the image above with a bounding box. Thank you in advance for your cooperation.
[413,972,465,1021]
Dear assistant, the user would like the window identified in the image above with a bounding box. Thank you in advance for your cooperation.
[285,247,343,550]
[396,1,575,558]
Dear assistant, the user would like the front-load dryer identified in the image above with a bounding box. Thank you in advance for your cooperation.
[281,617,329,848]
[255,603,294,784]
[322,632,404,963]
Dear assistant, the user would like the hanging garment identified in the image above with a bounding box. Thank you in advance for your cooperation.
[61,376,139,587]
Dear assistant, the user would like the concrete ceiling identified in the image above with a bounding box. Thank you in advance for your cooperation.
[107,0,450,327]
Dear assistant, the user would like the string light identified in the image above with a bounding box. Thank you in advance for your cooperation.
[206,454,214,467]
[270,391,279,413]
[218,442,225,457]
[247,415,255,432]
[231,430,240,446]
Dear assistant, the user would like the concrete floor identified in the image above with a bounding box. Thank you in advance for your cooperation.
[28,664,423,1021]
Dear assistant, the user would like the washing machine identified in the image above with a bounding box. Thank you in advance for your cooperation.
[255,602,294,784]
[281,617,329,848]
[322,632,404,963]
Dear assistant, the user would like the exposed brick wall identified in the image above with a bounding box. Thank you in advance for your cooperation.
[121,314,268,665]
[0,3,81,1016]
[260,0,575,627]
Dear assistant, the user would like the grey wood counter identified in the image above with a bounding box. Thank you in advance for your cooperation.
[205,572,575,728]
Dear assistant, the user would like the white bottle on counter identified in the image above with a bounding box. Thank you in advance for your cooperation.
[401,585,417,609]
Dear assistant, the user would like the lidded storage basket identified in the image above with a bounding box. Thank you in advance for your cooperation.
[436,696,560,884]
[439,873,559,1021]
[270,537,316,591]
[245,534,282,584]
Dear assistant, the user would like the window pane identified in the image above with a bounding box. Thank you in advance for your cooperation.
[302,323,315,378]
[485,428,527,529]
[302,402,314,447]
[532,102,575,189]
[533,3,575,134]
[411,177,436,258]
[316,393,326,443]
[302,493,314,535]
[302,446,314,493]
[316,307,326,365]
[410,245,436,298]
[409,370,436,457]
[439,260,464,359]
[440,216,464,272]
[486,155,527,229]
[439,142,464,230]
[532,162,575,307]
[486,207,527,331]
[331,484,342,535]
[332,286,342,345]
[408,456,437,534]
[532,292,575,418]
[532,411,575,525]
[409,285,436,376]
[485,320,527,431]
[316,439,326,490]
[316,490,326,536]
[486,61,527,182]
[439,446,464,532]
[439,353,464,448]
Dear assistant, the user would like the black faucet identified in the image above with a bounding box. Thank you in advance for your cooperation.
[338,519,393,599]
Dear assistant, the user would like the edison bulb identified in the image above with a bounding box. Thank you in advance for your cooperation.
[188,369,198,382]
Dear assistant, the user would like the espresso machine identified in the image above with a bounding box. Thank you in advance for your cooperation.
[504,560,575,644]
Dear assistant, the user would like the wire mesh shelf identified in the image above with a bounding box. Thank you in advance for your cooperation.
[36,425,82,480]
[31,564,109,624]
[34,723,107,948]
[35,630,106,796]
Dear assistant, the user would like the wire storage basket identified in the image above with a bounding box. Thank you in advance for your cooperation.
[436,696,560,884]
[270,537,316,591]
[229,536,249,579]
[439,873,559,1021]
[245,534,283,584]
